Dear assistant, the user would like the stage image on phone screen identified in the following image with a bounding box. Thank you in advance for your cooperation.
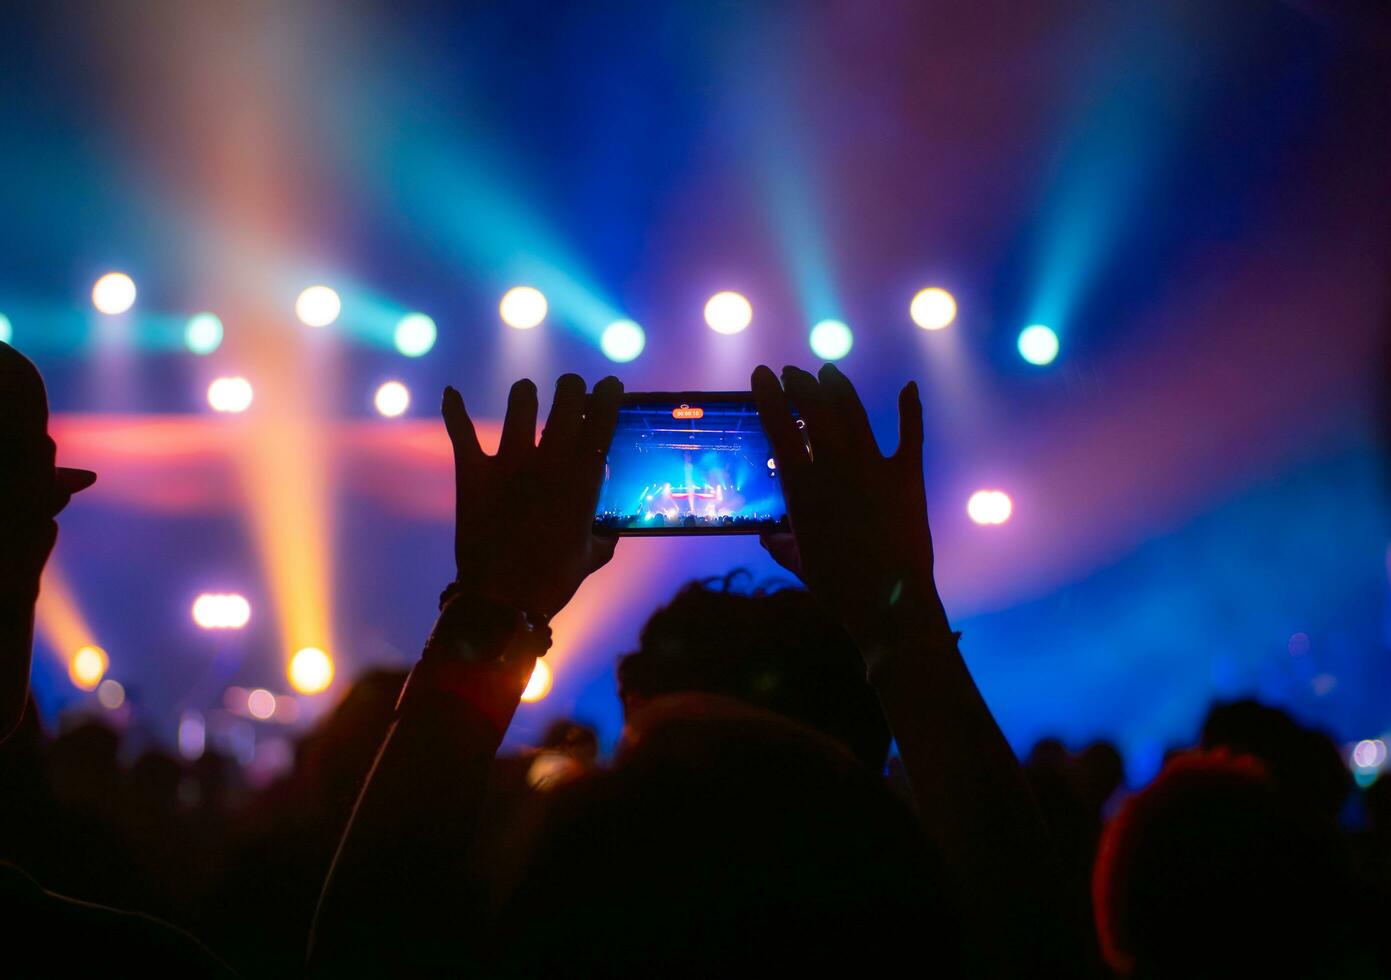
[594,395,791,534]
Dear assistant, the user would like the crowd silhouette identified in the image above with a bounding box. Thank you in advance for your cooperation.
[2,340,1388,977]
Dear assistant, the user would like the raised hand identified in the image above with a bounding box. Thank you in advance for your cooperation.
[751,363,949,646]
[441,374,623,620]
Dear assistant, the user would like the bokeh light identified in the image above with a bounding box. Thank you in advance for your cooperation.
[704,291,752,334]
[247,688,277,720]
[69,645,108,690]
[600,319,646,362]
[1018,324,1060,365]
[207,377,254,413]
[92,272,137,315]
[97,678,126,710]
[910,287,956,330]
[184,312,224,355]
[374,381,410,418]
[500,286,547,329]
[295,285,341,327]
[809,319,853,360]
[393,313,437,357]
[178,711,205,761]
[288,646,334,694]
[192,593,251,630]
[1352,738,1387,770]
[967,489,1013,525]
[0,313,11,344]
[521,660,552,702]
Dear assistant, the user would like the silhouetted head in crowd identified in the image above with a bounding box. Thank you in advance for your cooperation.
[617,572,890,770]
[1093,751,1361,978]
[1201,699,1350,817]
[539,719,599,765]
[496,695,956,977]
[296,668,409,809]
[0,342,95,740]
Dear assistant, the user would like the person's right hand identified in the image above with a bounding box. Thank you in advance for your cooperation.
[441,374,623,621]
[751,363,951,647]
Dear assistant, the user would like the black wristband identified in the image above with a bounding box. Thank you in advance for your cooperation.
[424,588,553,665]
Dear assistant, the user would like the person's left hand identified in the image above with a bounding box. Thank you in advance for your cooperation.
[441,374,623,620]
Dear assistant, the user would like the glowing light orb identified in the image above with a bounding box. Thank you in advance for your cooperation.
[809,319,853,361]
[69,645,109,690]
[704,291,752,335]
[910,288,956,330]
[967,489,1013,526]
[521,660,552,702]
[0,313,11,344]
[1352,739,1387,770]
[500,286,547,329]
[192,593,251,630]
[600,319,646,362]
[184,313,223,355]
[208,377,254,413]
[1018,324,1059,365]
[92,272,137,315]
[288,647,334,694]
[374,381,410,418]
[392,312,437,357]
[247,688,277,720]
[178,711,205,761]
[767,458,776,469]
[97,679,125,710]
[295,285,341,327]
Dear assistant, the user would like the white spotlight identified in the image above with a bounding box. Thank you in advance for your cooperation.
[809,319,853,360]
[92,273,137,315]
[296,286,341,327]
[910,288,956,330]
[374,381,410,418]
[1018,325,1059,366]
[208,377,254,413]
[500,286,547,329]
[967,489,1013,526]
[704,292,752,334]
[394,313,437,357]
[600,320,646,362]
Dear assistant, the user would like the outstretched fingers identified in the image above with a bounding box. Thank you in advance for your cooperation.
[579,375,624,491]
[441,386,485,463]
[752,365,809,479]
[498,379,540,463]
[817,363,879,460]
[893,380,924,472]
[539,374,587,460]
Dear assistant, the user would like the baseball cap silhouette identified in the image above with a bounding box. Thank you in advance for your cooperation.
[0,341,96,506]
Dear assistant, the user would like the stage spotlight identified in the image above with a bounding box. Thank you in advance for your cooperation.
[500,286,547,329]
[192,593,251,630]
[521,660,552,702]
[184,313,224,355]
[295,285,341,327]
[374,381,410,418]
[704,291,752,334]
[69,645,108,690]
[288,646,333,694]
[247,688,277,720]
[1018,324,1059,365]
[92,272,136,315]
[967,489,1013,526]
[910,287,956,330]
[1352,739,1387,770]
[809,319,853,361]
[97,679,126,710]
[208,377,254,413]
[394,313,437,357]
[600,320,646,362]
[0,313,11,344]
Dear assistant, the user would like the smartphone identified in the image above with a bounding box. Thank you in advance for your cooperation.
[593,392,793,535]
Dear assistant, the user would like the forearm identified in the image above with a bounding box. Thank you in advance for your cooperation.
[308,592,542,975]
[0,576,41,740]
[865,617,1091,976]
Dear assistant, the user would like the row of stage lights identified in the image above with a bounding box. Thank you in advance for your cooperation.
[0,272,1063,368]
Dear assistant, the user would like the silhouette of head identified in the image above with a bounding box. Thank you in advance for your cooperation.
[0,342,95,740]
[497,696,956,976]
[617,572,890,770]
[1200,699,1350,817]
[1093,751,1357,978]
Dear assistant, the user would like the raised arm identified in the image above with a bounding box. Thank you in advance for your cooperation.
[752,363,1091,978]
[309,374,622,976]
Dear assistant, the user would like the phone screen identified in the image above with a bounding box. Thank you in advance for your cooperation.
[594,392,792,535]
